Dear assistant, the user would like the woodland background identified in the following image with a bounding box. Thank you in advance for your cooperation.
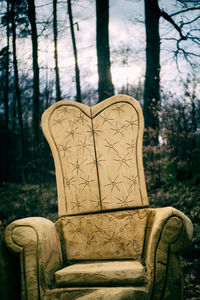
[0,0,200,298]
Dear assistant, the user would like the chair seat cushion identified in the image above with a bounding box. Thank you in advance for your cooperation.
[55,261,146,287]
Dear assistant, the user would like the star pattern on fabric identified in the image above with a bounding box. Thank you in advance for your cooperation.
[116,194,134,207]
[65,126,80,140]
[71,159,86,174]
[52,116,67,127]
[112,104,125,114]
[76,137,93,154]
[59,141,72,156]
[103,231,118,246]
[124,174,138,190]
[74,112,89,126]
[71,196,86,211]
[50,101,143,215]
[60,209,148,259]
[80,175,95,191]
[99,112,114,125]
[126,139,136,153]
[113,153,132,170]
[104,138,118,153]
[57,106,71,116]
[125,211,138,224]
[87,153,105,171]
[90,195,109,210]
[105,175,123,192]
[111,122,125,137]
[64,175,76,190]
[86,124,102,137]
[125,117,138,131]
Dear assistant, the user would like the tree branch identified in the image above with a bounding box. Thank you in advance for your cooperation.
[160,10,187,40]
[170,7,200,17]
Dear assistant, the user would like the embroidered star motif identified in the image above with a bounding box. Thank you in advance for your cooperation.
[76,137,93,154]
[65,126,80,140]
[105,175,123,192]
[74,112,88,126]
[114,153,132,170]
[104,138,118,153]
[103,231,118,246]
[125,117,138,131]
[80,175,95,191]
[112,104,125,114]
[59,141,72,156]
[90,195,109,210]
[86,124,102,137]
[57,106,71,116]
[126,139,136,153]
[99,112,114,126]
[124,174,138,190]
[52,116,67,127]
[87,153,105,171]
[116,194,135,207]
[111,122,125,137]
[64,175,76,189]
[125,211,138,224]
[71,159,85,174]
[71,196,86,211]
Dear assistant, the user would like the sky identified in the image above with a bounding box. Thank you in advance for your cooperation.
[1,0,199,101]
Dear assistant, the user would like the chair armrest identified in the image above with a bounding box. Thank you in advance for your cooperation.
[5,217,63,300]
[144,207,193,299]
[146,207,193,259]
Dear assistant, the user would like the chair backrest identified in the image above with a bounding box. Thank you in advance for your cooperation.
[42,95,148,217]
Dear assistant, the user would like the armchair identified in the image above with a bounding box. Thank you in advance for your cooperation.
[4,95,193,300]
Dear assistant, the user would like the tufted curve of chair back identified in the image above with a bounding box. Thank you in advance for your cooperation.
[42,95,148,216]
[42,95,150,262]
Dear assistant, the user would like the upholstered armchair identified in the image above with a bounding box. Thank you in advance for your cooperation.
[4,95,193,300]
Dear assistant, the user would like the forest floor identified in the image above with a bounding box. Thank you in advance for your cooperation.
[0,180,200,299]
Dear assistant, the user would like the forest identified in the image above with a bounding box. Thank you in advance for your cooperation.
[0,0,200,298]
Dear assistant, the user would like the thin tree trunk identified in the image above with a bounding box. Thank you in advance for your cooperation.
[143,0,161,145]
[53,0,61,102]
[2,0,10,182]
[96,0,114,102]
[11,0,25,181]
[4,0,10,132]
[27,0,40,152]
[67,0,81,103]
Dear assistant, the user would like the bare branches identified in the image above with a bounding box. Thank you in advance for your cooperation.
[158,2,200,71]
[170,7,200,17]
[160,10,187,40]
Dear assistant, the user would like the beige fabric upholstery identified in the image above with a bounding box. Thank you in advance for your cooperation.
[42,95,148,216]
[4,217,63,300]
[55,261,146,287]
[3,95,193,300]
[56,209,148,261]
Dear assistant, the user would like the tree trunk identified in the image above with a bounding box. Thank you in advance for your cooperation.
[11,0,25,181]
[96,0,114,102]
[143,0,161,145]
[53,0,61,102]
[27,0,40,152]
[4,0,10,132]
[67,0,81,103]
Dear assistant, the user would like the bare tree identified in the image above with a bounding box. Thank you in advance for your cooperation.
[53,0,61,102]
[143,0,161,145]
[27,0,40,152]
[143,0,200,145]
[4,0,10,133]
[11,0,25,180]
[96,0,114,102]
[67,0,81,102]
